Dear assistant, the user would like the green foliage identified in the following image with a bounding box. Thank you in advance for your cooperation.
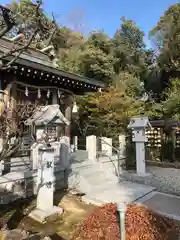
[6,0,180,138]
[73,73,144,138]
[87,30,112,55]
[77,31,114,83]
[150,3,180,71]
[145,78,180,120]
[113,72,143,98]
[162,78,180,120]
[112,18,146,75]
[78,45,114,82]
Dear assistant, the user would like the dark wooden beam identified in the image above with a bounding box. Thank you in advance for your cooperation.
[0,54,105,90]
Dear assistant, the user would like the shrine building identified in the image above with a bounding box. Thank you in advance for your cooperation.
[0,37,105,140]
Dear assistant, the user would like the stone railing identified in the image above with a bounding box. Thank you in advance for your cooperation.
[72,135,126,177]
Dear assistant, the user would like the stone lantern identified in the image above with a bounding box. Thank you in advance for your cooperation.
[25,104,69,142]
[24,105,69,223]
[128,116,151,176]
[25,104,70,171]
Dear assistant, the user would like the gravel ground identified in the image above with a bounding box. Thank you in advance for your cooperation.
[121,166,180,196]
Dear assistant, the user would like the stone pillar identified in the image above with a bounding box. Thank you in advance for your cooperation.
[101,137,112,157]
[64,94,73,138]
[10,83,17,110]
[86,135,97,162]
[3,82,17,139]
[0,78,4,155]
[74,136,78,151]
[30,142,43,171]
[31,127,51,171]
[52,90,62,140]
[36,147,54,210]
[29,146,63,223]
[135,142,146,175]
[0,83,11,175]
[71,136,78,152]
[119,134,126,156]
[65,106,71,137]
[0,161,4,175]
[1,83,14,174]
[3,83,11,105]
[36,129,45,141]
[8,83,17,132]
[59,136,70,168]
[52,91,58,105]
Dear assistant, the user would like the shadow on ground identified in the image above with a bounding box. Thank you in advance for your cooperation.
[0,190,96,240]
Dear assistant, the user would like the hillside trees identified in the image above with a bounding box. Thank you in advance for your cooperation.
[72,18,155,137]
[78,34,115,83]
[150,3,180,89]
[72,72,144,137]
[5,0,180,137]
[150,3,180,71]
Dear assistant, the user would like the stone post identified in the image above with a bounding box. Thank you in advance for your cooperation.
[31,127,45,176]
[64,94,73,138]
[86,135,97,162]
[36,147,54,210]
[73,136,78,151]
[30,142,43,172]
[0,80,4,156]
[119,134,126,156]
[52,90,58,104]
[101,137,112,157]
[59,136,70,169]
[136,142,146,175]
[10,82,17,131]
[29,146,63,223]
[52,90,61,140]
[36,128,45,141]
[0,161,4,175]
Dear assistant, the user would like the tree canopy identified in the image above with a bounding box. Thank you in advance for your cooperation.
[3,0,180,137]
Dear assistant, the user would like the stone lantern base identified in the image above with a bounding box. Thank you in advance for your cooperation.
[28,206,63,223]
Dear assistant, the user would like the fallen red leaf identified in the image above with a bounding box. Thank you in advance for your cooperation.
[72,203,180,240]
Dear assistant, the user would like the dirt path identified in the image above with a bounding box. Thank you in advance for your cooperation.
[56,193,96,239]
[0,191,96,240]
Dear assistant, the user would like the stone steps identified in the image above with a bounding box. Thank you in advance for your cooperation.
[70,150,88,163]
[70,162,92,170]
[73,161,119,181]
[69,160,155,208]
[81,172,114,185]
[82,181,155,207]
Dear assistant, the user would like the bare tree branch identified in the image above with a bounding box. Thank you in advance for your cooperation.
[0,1,56,70]
[0,100,42,161]
[0,5,15,38]
[43,12,58,47]
[1,28,39,70]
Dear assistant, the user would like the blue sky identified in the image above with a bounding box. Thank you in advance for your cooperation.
[1,0,179,47]
[43,0,179,48]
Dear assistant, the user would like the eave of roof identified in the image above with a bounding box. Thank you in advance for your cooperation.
[0,37,106,89]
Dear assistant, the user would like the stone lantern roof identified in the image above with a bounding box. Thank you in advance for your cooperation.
[24,104,69,126]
